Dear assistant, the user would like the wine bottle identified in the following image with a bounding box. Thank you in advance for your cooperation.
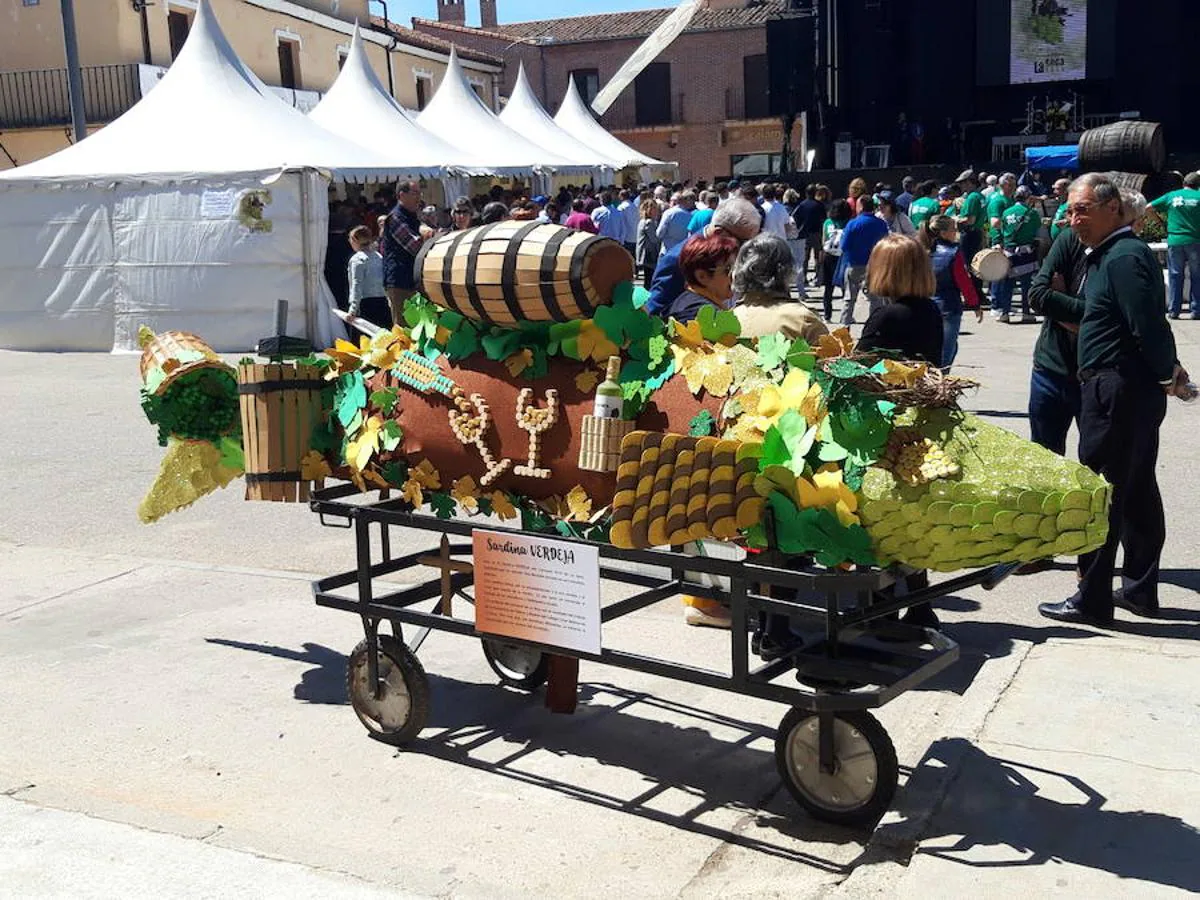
[593,356,623,419]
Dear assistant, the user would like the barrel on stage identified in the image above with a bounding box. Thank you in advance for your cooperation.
[1078,121,1166,175]
[414,222,635,327]
[1105,171,1179,202]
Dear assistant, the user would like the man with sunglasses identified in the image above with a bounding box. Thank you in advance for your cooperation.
[1039,173,1185,626]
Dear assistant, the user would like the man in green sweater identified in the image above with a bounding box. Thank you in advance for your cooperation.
[1040,173,1185,626]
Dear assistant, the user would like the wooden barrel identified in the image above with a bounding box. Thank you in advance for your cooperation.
[1078,121,1166,175]
[414,222,635,327]
[1105,171,1179,202]
[237,362,326,502]
[137,326,230,396]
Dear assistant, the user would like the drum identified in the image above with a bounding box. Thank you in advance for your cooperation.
[972,247,1011,282]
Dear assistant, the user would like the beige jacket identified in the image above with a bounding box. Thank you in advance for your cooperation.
[733,292,829,344]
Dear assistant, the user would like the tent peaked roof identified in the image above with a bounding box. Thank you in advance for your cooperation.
[309,25,487,175]
[0,0,403,183]
[554,76,665,169]
[498,63,620,171]
[417,47,581,174]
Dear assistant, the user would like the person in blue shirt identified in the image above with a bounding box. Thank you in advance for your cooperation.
[838,195,890,324]
[591,190,626,245]
[656,190,696,252]
[644,198,762,317]
[687,190,718,235]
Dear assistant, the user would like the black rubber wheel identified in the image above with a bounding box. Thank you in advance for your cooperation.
[346,634,430,746]
[481,639,549,690]
[775,708,898,827]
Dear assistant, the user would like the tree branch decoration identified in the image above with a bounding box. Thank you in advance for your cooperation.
[513,387,559,479]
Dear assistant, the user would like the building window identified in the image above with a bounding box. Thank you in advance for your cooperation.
[337,51,348,71]
[168,9,191,61]
[278,39,301,90]
[743,54,769,120]
[730,152,787,177]
[634,62,671,127]
[569,68,600,108]
[22,0,40,6]
[415,75,432,110]
[468,78,485,103]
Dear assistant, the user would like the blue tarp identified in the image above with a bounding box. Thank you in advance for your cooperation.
[1025,145,1079,172]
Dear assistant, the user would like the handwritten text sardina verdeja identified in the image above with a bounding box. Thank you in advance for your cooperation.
[487,537,576,566]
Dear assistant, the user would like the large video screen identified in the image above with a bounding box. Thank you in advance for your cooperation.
[1010,0,1089,83]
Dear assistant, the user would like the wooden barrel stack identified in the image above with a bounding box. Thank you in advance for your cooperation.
[237,362,325,502]
[1077,120,1176,201]
[414,222,635,327]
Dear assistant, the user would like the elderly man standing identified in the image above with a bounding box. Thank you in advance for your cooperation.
[657,190,696,253]
[1039,173,1185,626]
[644,198,762,317]
[381,181,433,325]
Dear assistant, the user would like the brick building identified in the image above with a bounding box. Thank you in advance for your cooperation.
[413,0,800,183]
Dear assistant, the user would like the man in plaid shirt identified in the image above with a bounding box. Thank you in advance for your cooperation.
[382,181,434,323]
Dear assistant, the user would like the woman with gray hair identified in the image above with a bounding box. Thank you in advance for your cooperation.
[731,233,828,344]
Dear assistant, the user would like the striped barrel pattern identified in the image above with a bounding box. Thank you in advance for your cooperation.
[414,222,635,327]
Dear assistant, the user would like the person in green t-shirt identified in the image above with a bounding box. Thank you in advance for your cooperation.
[1147,171,1200,318]
[1048,177,1071,240]
[908,180,941,229]
[953,171,987,299]
[993,187,1041,323]
[985,174,1017,246]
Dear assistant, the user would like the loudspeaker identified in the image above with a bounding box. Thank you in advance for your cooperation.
[766,14,815,117]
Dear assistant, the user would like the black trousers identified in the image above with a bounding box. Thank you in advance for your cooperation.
[1075,370,1167,614]
[821,253,840,320]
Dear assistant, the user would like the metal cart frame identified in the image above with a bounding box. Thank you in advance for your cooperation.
[310,483,1014,826]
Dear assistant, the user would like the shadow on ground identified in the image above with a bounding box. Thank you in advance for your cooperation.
[899,738,1200,894]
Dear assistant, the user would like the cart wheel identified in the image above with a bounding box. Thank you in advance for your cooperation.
[775,708,898,827]
[481,639,549,690]
[346,634,430,746]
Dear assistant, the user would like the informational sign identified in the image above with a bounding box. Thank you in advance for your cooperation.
[472,529,601,656]
[199,189,237,219]
[1010,0,1088,84]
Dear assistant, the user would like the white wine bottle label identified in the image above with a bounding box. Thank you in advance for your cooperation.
[593,394,623,419]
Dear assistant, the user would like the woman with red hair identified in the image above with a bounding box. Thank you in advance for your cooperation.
[666,233,740,322]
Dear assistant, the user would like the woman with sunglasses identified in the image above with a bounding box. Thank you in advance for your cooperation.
[666,233,739,323]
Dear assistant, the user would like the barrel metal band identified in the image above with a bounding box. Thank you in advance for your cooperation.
[500,222,543,325]
[463,223,502,323]
[569,235,598,317]
[438,229,473,319]
[238,380,326,395]
[413,237,435,301]
[245,471,303,484]
[538,229,572,321]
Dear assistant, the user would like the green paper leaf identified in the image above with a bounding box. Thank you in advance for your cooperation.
[744,521,768,549]
[309,419,337,452]
[817,439,849,462]
[334,371,367,428]
[786,338,815,371]
[632,286,650,309]
[380,420,403,452]
[429,491,457,519]
[842,461,867,492]
[547,320,581,355]
[343,409,364,438]
[688,409,716,437]
[217,436,245,473]
[761,425,790,468]
[826,358,870,380]
[756,333,789,371]
[369,387,399,415]
[594,300,656,347]
[696,304,741,344]
[767,493,876,567]
[438,308,465,331]
[777,411,818,473]
[612,281,635,309]
[380,461,409,486]
[444,322,480,360]
[481,328,523,362]
[402,295,438,343]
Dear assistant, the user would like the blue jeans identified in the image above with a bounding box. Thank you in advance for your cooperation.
[936,302,962,370]
[992,273,1032,317]
[1028,367,1081,456]
[1166,243,1200,317]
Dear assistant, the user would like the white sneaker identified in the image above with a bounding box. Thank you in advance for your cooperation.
[684,606,732,629]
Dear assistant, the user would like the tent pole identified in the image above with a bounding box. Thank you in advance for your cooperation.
[299,171,317,342]
[60,0,87,143]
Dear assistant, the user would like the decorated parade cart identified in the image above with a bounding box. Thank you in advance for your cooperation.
[135,222,1112,826]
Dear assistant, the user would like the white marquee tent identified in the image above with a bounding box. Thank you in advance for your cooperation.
[498,64,622,175]
[417,48,585,180]
[0,0,412,352]
[554,76,667,170]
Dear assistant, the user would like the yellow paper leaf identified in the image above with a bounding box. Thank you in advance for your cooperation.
[327,335,371,373]
[411,458,441,490]
[300,450,332,481]
[799,382,826,425]
[504,349,534,378]
[672,318,705,349]
[363,468,390,489]
[702,358,734,397]
[757,369,811,420]
[578,319,619,363]
[347,415,383,472]
[574,368,601,393]
[401,477,424,507]
[880,359,928,387]
[815,327,855,360]
[565,485,592,522]
[490,491,518,520]
[451,475,480,512]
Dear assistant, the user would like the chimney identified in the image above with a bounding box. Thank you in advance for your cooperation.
[437,0,466,24]
[479,0,498,29]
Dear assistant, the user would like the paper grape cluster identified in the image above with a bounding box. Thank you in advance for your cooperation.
[140,368,240,446]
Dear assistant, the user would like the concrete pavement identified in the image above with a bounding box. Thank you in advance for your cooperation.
[0,296,1198,897]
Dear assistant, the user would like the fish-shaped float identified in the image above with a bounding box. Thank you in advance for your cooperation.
[136,223,1110,572]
